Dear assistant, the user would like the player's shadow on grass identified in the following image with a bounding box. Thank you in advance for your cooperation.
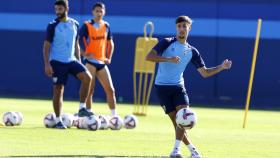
[9,155,169,158]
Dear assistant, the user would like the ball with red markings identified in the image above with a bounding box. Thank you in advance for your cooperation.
[76,117,88,129]
[176,108,197,130]
[124,115,138,129]
[109,115,123,130]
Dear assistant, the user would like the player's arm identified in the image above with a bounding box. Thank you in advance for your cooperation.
[43,23,54,77]
[105,39,114,64]
[146,49,180,63]
[78,23,90,58]
[197,59,232,78]
[43,40,53,77]
[75,40,81,62]
[191,47,232,78]
[105,24,114,65]
[146,38,180,63]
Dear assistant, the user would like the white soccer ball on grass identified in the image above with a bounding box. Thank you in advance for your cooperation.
[62,113,74,128]
[44,113,56,128]
[87,115,101,131]
[3,111,19,126]
[98,115,110,130]
[124,114,138,129]
[109,115,123,130]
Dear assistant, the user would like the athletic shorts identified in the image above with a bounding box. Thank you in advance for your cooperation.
[155,84,189,114]
[50,60,87,85]
[85,59,106,71]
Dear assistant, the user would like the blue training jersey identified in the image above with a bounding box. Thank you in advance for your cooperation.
[45,17,79,63]
[153,37,205,86]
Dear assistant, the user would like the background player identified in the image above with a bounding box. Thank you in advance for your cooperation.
[79,2,117,116]
[43,0,92,129]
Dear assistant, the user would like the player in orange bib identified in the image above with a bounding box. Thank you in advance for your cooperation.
[79,2,117,116]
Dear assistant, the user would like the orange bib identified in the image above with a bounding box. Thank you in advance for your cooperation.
[83,21,108,61]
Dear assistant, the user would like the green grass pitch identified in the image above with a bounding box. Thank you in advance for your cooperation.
[0,98,279,158]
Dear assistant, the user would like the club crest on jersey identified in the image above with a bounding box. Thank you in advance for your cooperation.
[183,49,189,55]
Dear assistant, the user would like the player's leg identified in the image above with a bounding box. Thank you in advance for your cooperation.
[52,84,66,128]
[76,71,91,103]
[68,61,93,117]
[96,66,117,115]
[76,70,92,115]
[168,110,192,145]
[50,60,68,129]
[154,85,182,157]
[168,106,186,158]
[172,86,202,158]
[170,106,201,158]
[83,62,98,115]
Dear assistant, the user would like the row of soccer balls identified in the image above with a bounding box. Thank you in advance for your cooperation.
[2,111,24,126]
[2,111,138,130]
[44,113,138,130]
[3,108,196,130]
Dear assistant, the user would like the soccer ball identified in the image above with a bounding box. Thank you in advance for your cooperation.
[124,115,138,129]
[87,115,101,131]
[76,117,88,129]
[62,113,74,128]
[176,108,197,130]
[98,115,109,130]
[3,112,19,126]
[72,115,79,127]
[15,112,23,125]
[109,115,123,130]
[44,113,56,128]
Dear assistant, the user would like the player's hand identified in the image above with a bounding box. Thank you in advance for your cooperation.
[44,64,53,77]
[169,56,180,63]
[104,58,111,65]
[221,59,232,70]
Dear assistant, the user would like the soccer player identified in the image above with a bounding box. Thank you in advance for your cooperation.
[79,2,117,116]
[146,16,232,158]
[43,0,92,129]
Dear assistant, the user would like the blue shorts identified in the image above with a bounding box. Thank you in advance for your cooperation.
[85,59,106,71]
[50,60,87,85]
[155,84,189,114]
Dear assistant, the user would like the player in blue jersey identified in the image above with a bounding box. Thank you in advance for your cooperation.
[146,16,232,158]
[43,0,92,129]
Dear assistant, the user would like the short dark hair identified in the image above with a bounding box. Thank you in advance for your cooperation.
[92,2,105,10]
[55,0,68,8]
[175,15,192,26]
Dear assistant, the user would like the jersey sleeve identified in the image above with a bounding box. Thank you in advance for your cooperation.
[105,22,113,40]
[191,47,205,68]
[152,38,172,55]
[74,21,79,41]
[45,23,55,43]
[78,23,88,50]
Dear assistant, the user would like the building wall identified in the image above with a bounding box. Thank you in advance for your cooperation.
[0,0,279,108]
